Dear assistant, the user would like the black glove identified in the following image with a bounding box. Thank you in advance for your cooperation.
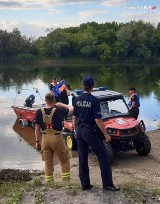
[37,144,41,151]
[36,141,41,151]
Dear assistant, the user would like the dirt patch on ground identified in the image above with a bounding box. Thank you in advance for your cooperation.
[55,129,160,188]
[0,169,32,184]
[39,187,127,204]
[0,129,160,204]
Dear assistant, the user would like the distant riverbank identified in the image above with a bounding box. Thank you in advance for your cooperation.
[2,56,160,67]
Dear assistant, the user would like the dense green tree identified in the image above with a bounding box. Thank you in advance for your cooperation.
[97,43,112,61]
[0,28,36,62]
[117,21,155,61]
[0,20,160,63]
[117,24,133,57]
[0,30,11,62]
[154,29,160,56]
[78,31,97,56]
[42,29,70,58]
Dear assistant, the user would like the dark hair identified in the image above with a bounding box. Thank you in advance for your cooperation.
[45,93,56,104]
[84,85,92,91]
[66,84,71,90]
[129,87,136,92]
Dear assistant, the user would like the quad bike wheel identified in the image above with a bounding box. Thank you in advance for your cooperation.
[103,140,113,162]
[65,133,77,151]
[136,134,151,156]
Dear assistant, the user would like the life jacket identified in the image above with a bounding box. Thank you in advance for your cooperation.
[128,93,140,108]
[41,107,60,134]
[51,80,66,97]
[59,84,65,93]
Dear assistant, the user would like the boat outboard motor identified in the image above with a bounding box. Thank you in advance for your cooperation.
[24,94,35,107]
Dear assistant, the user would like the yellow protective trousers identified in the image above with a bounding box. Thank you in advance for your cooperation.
[41,132,70,181]
[41,108,70,182]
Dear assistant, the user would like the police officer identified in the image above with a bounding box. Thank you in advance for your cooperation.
[73,76,120,191]
[128,87,140,119]
[35,93,73,182]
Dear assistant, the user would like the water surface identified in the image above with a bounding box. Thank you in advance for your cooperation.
[0,64,160,170]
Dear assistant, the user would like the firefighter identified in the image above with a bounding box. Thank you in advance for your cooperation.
[50,76,70,105]
[35,93,73,182]
[128,87,140,119]
[72,75,120,191]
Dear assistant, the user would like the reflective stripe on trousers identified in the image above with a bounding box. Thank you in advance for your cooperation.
[41,132,70,181]
[45,175,53,181]
[61,172,70,181]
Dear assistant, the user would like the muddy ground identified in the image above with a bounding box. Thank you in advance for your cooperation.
[1,129,160,204]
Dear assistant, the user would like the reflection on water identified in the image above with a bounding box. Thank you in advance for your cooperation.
[13,119,37,150]
[0,121,43,170]
[0,63,160,170]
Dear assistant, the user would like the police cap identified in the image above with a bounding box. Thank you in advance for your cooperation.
[82,75,94,87]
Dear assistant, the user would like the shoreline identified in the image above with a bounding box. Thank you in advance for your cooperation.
[1,58,160,67]
[1,129,160,203]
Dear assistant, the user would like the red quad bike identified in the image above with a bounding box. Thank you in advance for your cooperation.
[62,89,151,161]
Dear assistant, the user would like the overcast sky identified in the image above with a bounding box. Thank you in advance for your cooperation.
[0,0,159,38]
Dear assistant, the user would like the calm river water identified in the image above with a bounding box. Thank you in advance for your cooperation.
[0,63,160,170]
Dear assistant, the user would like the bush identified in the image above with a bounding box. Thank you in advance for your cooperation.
[15,53,36,62]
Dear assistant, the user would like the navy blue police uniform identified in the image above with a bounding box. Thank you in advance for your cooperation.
[73,93,114,189]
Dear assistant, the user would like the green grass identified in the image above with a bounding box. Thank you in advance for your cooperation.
[121,181,160,204]
[63,183,80,190]
[2,179,160,204]
[0,182,12,196]
[0,182,27,196]
[33,177,43,187]
[152,187,160,202]
[45,181,80,190]
[121,181,148,203]
[7,191,23,204]
[35,189,42,204]
[153,188,160,196]
[0,182,27,204]
[43,181,63,189]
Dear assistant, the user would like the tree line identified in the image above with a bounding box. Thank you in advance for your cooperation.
[1,20,160,63]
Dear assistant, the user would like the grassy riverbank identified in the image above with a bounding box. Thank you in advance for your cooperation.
[1,129,160,204]
[0,170,160,204]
